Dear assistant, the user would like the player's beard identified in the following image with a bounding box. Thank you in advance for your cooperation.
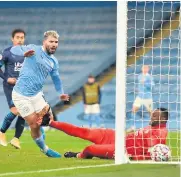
[46,46,56,55]
[150,120,159,127]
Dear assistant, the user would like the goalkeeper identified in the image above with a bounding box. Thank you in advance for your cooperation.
[42,108,168,160]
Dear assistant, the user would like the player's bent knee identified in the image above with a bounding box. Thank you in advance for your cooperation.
[24,113,39,127]
[32,123,39,129]
[28,120,39,129]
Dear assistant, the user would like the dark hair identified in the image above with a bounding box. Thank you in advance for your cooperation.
[12,29,26,38]
[88,74,95,78]
[157,108,169,120]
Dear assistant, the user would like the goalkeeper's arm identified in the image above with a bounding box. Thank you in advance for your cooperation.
[126,126,136,134]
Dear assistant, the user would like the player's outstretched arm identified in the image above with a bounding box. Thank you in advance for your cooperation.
[24,50,35,57]
[10,44,36,57]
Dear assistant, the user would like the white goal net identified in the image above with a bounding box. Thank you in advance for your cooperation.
[116,1,180,164]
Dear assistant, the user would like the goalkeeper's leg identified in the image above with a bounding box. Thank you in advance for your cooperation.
[50,121,105,144]
[77,144,115,159]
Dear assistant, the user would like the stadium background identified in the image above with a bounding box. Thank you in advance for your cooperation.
[0,1,180,131]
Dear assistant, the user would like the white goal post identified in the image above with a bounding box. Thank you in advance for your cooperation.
[115,1,180,165]
[115,0,128,165]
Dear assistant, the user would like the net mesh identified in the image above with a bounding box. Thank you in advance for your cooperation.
[126,1,180,162]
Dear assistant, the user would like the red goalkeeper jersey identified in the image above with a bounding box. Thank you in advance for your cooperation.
[126,124,168,160]
[50,121,168,160]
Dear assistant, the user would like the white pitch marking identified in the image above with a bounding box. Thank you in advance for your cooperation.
[0,164,117,176]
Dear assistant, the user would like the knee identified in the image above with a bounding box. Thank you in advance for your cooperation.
[31,123,39,130]
[29,120,39,130]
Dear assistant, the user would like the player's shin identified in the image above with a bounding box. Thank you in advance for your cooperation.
[31,125,60,158]
[0,112,16,133]
[11,116,25,149]
[40,127,45,140]
[14,116,25,139]
[30,125,45,149]
[34,131,48,153]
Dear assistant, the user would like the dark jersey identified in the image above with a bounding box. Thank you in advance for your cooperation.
[0,46,24,86]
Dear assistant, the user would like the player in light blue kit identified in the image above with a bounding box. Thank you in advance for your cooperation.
[132,65,155,118]
[11,31,69,158]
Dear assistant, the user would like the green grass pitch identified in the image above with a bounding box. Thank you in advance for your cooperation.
[0,130,179,177]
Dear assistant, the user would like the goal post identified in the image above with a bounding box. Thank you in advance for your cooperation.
[115,0,128,165]
[115,1,180,165]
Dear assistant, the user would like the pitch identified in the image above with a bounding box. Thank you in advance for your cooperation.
[0,130,179,177]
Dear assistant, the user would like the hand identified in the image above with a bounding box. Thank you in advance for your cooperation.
[7,78,16,85]
[36,116,43,126]
[24,50,35,57]
[126,126,136,134]
[84,105,87,109]
[60,94,70,101]
[36,115,52,126]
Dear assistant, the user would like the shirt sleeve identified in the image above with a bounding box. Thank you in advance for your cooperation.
[131,152,151,160]
[0,50,8,81]
[50,63,63,95]
[147,135,162,148]
[10,44,36,56]
[127,144,151,160]
[146,129,167,148]
[132,129,167,160]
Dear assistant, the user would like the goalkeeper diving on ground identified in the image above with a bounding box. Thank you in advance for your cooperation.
[38,108,168,160]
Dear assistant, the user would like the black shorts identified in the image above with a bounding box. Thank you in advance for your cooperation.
[3,83,15,108]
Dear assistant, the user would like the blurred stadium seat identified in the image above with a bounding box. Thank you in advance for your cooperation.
[0,4,117,119]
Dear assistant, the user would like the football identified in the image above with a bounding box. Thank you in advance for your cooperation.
[150,144,171,162]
